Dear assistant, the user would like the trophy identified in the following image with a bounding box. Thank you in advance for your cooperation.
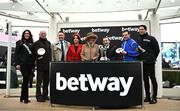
[37,48,46,55]
[99,45,108,61]
[103,47,108,61]
[37,48,46,60]
[116,48,124,54]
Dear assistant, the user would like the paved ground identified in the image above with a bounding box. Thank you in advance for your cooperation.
[0,89,180,111]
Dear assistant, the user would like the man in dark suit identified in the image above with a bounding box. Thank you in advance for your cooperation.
[99,36,118,61]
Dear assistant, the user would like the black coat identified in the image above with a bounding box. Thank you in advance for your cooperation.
[14,40,35,65]
[137,33,160,64]
[99,45,119,60]
[34,38,51,71]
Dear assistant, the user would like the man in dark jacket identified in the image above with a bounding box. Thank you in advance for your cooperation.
[34,31,51,102]
[137,25,160,104]
[99,36,118,61]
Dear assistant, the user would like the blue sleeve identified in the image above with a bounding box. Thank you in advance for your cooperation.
[126,41,139,57]
[121,42,124,48]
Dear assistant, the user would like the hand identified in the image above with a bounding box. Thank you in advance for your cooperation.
[120,51,127,55]
[16,65,21,70]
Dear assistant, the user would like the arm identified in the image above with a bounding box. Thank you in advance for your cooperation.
[80,45,88,61]
[126,42,140,57]
[48,41,52,61]
[32,44,36,68]
[51,44,55,61]
[66,47,71,62]
[151,37,160,59]
[92,45,100,60]
[14,41,21,69]
[67,42,71,47]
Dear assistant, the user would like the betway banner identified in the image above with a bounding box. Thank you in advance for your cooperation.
[50,62,143,107]
[60,26,140,46]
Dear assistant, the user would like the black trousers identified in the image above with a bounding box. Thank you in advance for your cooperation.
[36,69,49,99]
[29,71,34,87]
[20,64,34,101]
[143,63,158,99]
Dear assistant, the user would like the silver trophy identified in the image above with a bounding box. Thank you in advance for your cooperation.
[116,48,124,54]
[99,45,108,61]
[103,47,108,61]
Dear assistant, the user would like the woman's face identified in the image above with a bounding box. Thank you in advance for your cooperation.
[88,39,96,44]
[24,31,30,40]
[73,36,80,44]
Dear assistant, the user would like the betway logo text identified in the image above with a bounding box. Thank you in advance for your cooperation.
[56,73,133,96]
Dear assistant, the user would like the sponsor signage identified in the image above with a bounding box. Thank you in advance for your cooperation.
[60,26,140,46]
[50,62,143,107]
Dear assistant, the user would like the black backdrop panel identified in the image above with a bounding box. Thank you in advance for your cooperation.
[50,62,143,107]
[60,26,140,46]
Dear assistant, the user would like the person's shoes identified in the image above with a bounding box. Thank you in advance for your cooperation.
[37,98,45,102]
[20,99,30,104]
[20,98,30,103]
[24,100,31,104]
[27,100,31,102]
[20,98,23,102]
[44,97,50,101]
[144,97,150,102]
[149,98,157,104]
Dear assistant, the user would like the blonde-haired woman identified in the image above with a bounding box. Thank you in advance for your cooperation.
[81,32,99,61]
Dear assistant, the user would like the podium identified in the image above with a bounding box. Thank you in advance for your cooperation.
[50,61,143,107]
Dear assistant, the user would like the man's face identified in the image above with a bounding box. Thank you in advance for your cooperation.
[58,32,65,41]
[39,31,47,39]
[139,26,146,35]
[103,37,110,46]
[122,32,130,40]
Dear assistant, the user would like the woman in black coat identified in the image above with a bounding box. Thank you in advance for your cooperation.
[14,30,35,103]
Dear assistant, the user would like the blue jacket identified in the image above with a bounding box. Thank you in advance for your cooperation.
[121,38,139,61]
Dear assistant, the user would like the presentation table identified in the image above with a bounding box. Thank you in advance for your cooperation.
[50,61,144,107]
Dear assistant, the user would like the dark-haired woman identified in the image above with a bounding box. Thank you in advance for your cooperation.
[15,30,35,103]
[66,33,82,62]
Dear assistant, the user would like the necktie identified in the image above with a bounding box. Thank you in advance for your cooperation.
[61,41,64,61]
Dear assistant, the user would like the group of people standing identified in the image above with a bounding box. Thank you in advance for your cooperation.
[14,25,160,104]
[15,30,51,103]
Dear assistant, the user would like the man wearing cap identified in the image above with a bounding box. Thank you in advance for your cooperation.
[81,32,100,61]
[52,31,70,61]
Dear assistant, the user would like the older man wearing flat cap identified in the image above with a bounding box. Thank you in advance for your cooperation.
[80,32,99,61]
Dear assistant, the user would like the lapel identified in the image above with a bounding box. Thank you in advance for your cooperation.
[63,41,68,50]
[55,42,62,50]
[55,41,68,51]
[106,45,110,53]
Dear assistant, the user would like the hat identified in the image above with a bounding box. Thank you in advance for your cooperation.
[73,32,81,38]
[85,32,98,41]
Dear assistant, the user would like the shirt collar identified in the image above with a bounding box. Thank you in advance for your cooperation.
[59,40,65,44]
[104,45,110,49]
